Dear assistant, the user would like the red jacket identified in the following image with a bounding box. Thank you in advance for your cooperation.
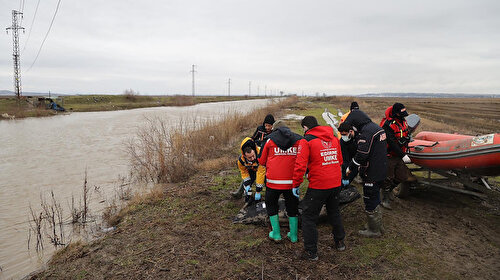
[258,127,302,190]
[292,126,343,190]
[381,106,410,157]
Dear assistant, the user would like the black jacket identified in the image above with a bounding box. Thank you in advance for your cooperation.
[252,125,271,147]
[267,126,303,151]
[340,137,358,180]
[344,110,387,182]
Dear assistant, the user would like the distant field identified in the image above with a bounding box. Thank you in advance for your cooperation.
[323,96,500,135]
[0,95,264,119]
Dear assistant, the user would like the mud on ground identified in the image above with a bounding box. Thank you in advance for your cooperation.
[32,168,500,280]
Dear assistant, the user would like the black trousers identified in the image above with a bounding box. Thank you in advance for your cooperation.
[302,187,345,255]
[363,180,382,211]
[265,187,299,217]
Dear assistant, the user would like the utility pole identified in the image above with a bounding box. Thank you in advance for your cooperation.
[190,65,197,96]
[248,81,251,96]
[227,78,231,96]
[257,85,260,96]
[6,10,24,99]
[265,85,267,97]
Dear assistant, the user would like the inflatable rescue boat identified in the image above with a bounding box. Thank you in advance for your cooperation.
[408,132,500,176]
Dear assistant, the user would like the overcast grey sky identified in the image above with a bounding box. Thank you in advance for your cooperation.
[1,0,499,95]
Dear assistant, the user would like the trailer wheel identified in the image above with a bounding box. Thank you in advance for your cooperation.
[393,182,411,198]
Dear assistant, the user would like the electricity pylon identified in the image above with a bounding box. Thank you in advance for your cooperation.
[6,10,25,99]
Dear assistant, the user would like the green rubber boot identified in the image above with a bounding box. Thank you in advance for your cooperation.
[268,215,282,242]
[286,216,298,243]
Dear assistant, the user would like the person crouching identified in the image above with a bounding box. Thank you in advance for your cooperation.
[234,137,266,202]
[258,121,302,242]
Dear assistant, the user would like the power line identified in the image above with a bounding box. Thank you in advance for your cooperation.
[22,0,41,54]
[27,0,62,72]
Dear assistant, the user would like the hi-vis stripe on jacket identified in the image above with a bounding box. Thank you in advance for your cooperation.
[258,127,302,190]
[237,137,265,189]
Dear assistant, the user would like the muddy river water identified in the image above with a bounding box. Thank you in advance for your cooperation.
[0,99,269,279]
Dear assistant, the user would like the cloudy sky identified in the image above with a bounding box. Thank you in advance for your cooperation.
[1,0,499,95]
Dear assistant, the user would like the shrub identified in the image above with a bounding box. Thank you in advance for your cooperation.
[127,97,296,184]
[123,89,139,101]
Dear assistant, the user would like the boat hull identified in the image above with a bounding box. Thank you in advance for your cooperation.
[408,132,500,176]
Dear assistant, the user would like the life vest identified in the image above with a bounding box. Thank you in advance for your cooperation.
[381,106,410,154]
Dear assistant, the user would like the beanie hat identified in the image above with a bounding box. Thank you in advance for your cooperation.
[301,116,319,130]
[338,122,353,133]
[272,120,286,131]
[350,101,359,111]
[263,114,275,125]
[392,103,409,118]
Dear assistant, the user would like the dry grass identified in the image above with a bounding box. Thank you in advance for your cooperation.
[170,95,196,106]
[127,97,297,184]
[323,96,500,135]
[195,156,234,172]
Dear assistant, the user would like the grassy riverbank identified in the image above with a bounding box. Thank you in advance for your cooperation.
[30,97,500,280]
[0,95,265,119]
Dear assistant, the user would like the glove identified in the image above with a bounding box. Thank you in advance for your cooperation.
[292,187,300,198]
[342,179,350,187]
[254,192,261,201]
[402,155,411,164]
[244,185,251,196]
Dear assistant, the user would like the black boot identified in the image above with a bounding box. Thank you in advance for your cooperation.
[335,239,346,251]
[359,205,383,238]
[381,188,392,210]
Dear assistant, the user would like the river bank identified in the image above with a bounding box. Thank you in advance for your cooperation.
[28,97,500,279]
[0,98,272,279]
[0,95,265,120]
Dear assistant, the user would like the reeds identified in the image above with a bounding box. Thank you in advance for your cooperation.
[28,169,94,251]
[128,97,296,184]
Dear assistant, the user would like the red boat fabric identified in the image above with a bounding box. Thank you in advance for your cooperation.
[408,132,500,176]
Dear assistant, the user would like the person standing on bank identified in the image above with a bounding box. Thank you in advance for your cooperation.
[340,101,360,124]
[344,110,388,238]
[380,103,417,209]
[252,114,275,147]
[338,121,359,187]
[292,116,345,261]
[258,121,302,243]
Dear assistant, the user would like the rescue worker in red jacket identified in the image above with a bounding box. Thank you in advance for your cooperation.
[258,121,302,243]
[233,137,266,202]
[380,103,416,209]
[292,116,345,261]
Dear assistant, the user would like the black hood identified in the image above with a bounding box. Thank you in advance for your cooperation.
[344,110,372,131]
[268,126,303,151]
